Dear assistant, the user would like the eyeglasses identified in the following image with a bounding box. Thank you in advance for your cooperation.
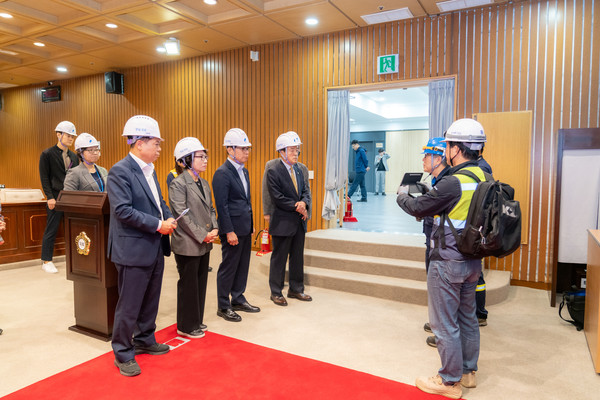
[286,147,301,154]
[196,155,209,160]
[85,148,100,154]
[237,147,251,153]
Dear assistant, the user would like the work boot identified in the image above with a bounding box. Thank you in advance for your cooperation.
[426,335,437,348]
[415,375,462,399]
[461,371,476,388]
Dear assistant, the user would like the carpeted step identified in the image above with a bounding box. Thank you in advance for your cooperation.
[305,229,425,261]
[303,266,429,305]
[304,249,426,282]
[257,254,511,306]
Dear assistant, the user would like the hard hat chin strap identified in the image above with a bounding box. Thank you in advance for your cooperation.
[432,155,445,171]
[280,149,292,166]
[58,133,68,149]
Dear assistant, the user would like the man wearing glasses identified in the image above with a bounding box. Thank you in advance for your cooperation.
[212,128,260,322]
[265,131,312,306]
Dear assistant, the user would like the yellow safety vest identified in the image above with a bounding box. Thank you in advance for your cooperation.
[434,166,486,230]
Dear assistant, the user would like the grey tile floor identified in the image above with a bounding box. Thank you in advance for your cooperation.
[343,191,424,236]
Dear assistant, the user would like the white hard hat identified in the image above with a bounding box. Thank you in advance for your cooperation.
[223,128,251,147]
[55,121,77,136]
[74,133,100,151]
[275,131,302,151]
[443,118,486,150]
[122,115,162,142]
[174,137,206,161]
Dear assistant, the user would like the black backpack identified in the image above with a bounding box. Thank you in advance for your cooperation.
[559,289,585,331]
[443,169,522,258]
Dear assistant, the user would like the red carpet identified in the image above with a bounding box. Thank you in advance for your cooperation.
[3,325,443,399]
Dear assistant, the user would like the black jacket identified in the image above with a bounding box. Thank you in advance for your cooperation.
[39,145,79,200]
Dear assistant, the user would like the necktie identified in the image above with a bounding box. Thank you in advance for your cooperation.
[290,167,298,194]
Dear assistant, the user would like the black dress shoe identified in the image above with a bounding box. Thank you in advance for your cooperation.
[232,301,261,313]
[287,291,312,301]
[208,266,213,272]
[357,198,367,202]
[217,308,242,322]
[426,335,438,348]
[270,294,288,306]
[200,323,208,331]
[424,322,432,333]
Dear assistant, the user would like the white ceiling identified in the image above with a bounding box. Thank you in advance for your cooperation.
[0,0,507,88]
[349,86,429,132]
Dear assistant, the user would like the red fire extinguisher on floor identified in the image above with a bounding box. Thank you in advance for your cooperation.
[343,197,358,222]
[254,229,272,256]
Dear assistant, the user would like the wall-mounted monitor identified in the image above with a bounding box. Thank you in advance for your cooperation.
[41,86,61,102]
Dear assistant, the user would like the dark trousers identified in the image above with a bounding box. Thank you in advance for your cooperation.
[348,171,367,200]
[41,206,63,261]
[217,233,251,309]
[476,272,488,320]
[269,225,306,296]
[111,250,164,363]
[174,253,210,333]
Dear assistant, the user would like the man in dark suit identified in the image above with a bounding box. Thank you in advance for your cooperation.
[107,115,177,377]
[39,121,79,273]
[266,131,312,306]
[212,128,260,322]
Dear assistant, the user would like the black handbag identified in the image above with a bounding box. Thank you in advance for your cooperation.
[559,289,585,331]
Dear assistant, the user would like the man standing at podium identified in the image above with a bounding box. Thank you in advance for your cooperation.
[107,115,177,377]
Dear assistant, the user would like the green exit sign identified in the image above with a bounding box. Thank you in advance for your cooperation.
[377,54,399,75]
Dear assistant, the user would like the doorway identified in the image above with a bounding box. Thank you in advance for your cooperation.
[346,85,429,235]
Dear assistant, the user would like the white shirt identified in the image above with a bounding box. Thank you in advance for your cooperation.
[129,152,163,230]
[228,157,248,196]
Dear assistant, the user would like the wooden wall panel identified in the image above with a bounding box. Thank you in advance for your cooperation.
[0,0,598,288]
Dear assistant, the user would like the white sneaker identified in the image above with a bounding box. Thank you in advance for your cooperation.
[42,261,58,274]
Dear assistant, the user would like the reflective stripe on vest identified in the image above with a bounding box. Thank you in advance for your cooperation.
[476,283,487,292]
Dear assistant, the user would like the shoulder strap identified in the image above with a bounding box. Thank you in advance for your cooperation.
[559,295,582,329]
[454,169,481,183]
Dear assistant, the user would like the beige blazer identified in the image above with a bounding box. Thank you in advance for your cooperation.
[63,163,107,192]
[169,170,218,257]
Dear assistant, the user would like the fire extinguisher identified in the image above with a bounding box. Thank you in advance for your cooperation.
[254,229,272,256]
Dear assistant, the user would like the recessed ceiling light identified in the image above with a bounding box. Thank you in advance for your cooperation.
[305,18,318,26]
[204,0,217,5]
[361,8,413,24]
[164,38,180,55]
[156,47,166,53]
[57,66,67,72]
[0,13,13,19]
[437,0,493,13]
[34,42,45,47]
[105,23,118,29]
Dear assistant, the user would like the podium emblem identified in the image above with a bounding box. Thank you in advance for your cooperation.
[75,232,91,255]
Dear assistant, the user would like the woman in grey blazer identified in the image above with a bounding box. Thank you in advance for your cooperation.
[169,137,218,339]
[64,133,107,192]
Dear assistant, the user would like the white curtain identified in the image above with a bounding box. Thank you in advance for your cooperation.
[322,90,350,220]
[428,79,455,139]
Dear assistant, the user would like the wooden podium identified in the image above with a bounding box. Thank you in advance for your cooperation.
[56,191,117,341]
